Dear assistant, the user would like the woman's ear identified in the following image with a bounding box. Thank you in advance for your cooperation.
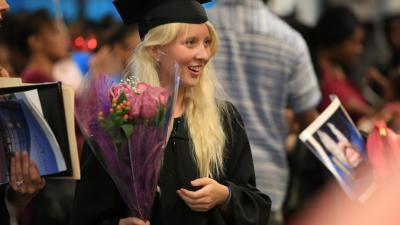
[147,46,160,62]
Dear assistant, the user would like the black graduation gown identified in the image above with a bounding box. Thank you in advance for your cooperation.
[0,185,10,225]
[70,104,271,225]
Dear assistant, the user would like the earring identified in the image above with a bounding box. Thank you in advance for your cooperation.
[155,58,160,67]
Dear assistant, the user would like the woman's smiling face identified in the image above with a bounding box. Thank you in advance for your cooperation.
[160,23,212,88]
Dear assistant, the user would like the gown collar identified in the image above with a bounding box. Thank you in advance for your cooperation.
[172,116,189,140]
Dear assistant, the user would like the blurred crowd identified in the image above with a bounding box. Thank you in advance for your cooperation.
[0,9,140,87]
[282,3,400,222]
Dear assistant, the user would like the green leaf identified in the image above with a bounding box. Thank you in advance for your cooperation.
[100,119,115,130]
[156,107,165,127]
[121,124,134,138]
[117,92,127,104]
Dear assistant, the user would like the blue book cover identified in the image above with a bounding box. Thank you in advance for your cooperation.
[0,86,68,185]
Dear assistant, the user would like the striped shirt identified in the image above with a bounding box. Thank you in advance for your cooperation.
[208,0,321,211]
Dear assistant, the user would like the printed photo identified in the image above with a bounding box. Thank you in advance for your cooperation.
[300,96,376,201]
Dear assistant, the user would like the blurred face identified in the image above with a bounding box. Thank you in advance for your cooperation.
[35,21,69,61]
[160,23,212,88]
[114,30,140,65]
[0,44,13,76]
[0,0,9,21]
[335,27,365,66]
[0,0,11,77]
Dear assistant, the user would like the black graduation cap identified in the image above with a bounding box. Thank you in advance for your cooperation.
[113,0,211,39]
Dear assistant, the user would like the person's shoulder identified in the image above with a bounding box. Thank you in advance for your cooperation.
[218,100,244,126]
[219,100,238,114]
[264,11,307,47]
[20,69,53,83]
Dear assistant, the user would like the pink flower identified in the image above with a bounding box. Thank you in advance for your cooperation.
[127,94,141,119]
[109,84,134,101]
[152,87,169,106]
[144,87,169,107]
[136,82,150,94]
[140,91,158,119]
[158,89,169,106]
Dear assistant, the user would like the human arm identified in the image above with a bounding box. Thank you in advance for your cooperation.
[219,104,271,224]
[295,109,319,131]
[6,151,45,211]
[288,30,321,127]
[366,67,394,102]
[323,80,375,120]
[0,64,45,217]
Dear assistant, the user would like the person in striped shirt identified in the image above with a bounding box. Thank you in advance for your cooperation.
[208,0,321,224]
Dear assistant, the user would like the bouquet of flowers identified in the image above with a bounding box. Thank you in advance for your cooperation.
[75,63,179,219]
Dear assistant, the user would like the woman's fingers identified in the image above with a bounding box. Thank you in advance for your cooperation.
[119,217,150,225]
[10,156,17,190]
[13,151,25,192]
[177,178,230,212]
[29,159,45,189]
[177,190,211,211]
[9,151,45,194]
[178,188,204,199]
[22,151,30,183]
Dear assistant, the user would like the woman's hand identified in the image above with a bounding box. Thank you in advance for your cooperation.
[11,151,45,195]
[10,151,45,194]
[177,177,229,212]
[8,151,45,208]
[119,217,150,225]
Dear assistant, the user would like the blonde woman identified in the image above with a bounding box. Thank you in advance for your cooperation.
[71,0,271,225]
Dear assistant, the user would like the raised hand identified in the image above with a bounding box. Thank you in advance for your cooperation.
[8,151,45,208]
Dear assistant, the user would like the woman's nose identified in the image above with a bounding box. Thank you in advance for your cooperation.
[195,44,210,60]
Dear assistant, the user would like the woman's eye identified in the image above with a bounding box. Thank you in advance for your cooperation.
[204,39,211,46]
[184,39,196,47]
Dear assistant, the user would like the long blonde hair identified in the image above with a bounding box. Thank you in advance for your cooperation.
[130,22,228,178]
